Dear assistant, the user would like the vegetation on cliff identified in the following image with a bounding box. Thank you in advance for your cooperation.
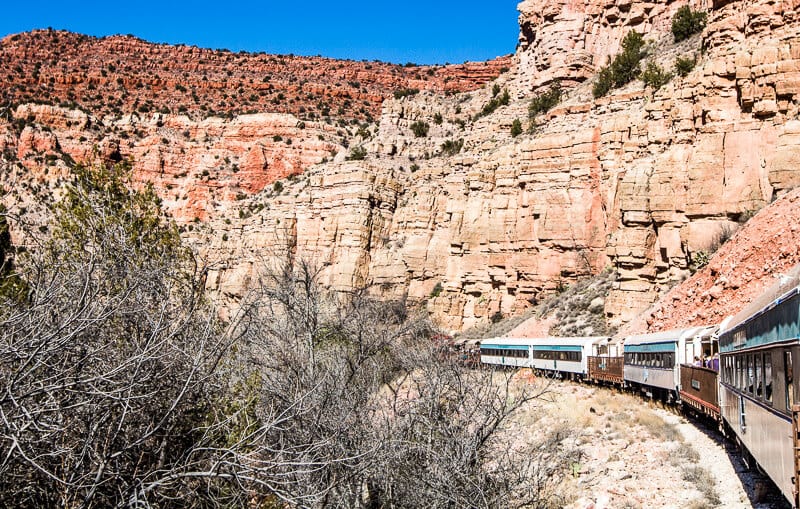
[672,6,708,43]
[592,31,646,98]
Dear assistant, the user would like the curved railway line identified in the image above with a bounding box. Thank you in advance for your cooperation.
[476,267,800,508]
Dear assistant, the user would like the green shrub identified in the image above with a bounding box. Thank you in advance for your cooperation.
[592,67,615,99]
[528,82,562,118]
[510,118,523,137]
[690,251,710,272]
[410,121,429,138]
[640,62,672,90]
[440,139,464,157]
[674,56,697,77]
[430,282,443,298]
[433,112,443,125]
[475,89,510,119]
[393,88,419,100]
[672,6,708,42]
[347,145,367,161]
[592,31,646,98]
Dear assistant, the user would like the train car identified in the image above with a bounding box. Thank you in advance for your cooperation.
[481,337,608,379]
[479,338,533,369]
[623,326,713,402]
[718,271,800,506]
[588,337,625,385]
[679,327,721,420]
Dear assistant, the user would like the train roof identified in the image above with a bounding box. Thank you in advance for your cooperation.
[623,326,715,346]
[719,264,800,336]
[481,336,608,347]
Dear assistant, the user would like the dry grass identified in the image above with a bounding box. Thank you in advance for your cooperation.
[671,442,700,465]
[682,465,721,506]
[631,407,682,442]
[685,501,716,509]
[503,377,726,507]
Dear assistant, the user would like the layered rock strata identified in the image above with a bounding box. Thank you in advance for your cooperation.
[4,0,800,332]
[200,0,800,330]
[0,30,510,122]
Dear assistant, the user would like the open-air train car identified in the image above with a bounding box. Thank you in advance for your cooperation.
[718,268,800,506]
[678,326,721,420]
[623,326,716,402]
[587,337,625,385]
[480,337,608,378]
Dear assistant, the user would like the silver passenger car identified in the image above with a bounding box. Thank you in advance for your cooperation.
[481,337,608,378]
[623,327,714,400]
[718,269,800,506]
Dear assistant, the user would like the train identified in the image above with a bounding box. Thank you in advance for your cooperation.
[478,269,800,507]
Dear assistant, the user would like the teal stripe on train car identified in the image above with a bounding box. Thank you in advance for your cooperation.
[481,344,529,350]
[530,345,582,351]
[624,342,676,353]
[720,292,800,353]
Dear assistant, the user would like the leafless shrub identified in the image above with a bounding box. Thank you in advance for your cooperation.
[682,465,721,506]
[0,164,239,507]
[226,255,579,508]
[1,163,581,507]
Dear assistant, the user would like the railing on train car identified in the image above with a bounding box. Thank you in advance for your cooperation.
[679,364,719,418]
[588,356,623,383]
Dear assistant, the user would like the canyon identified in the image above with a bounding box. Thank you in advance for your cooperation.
[3,0,800,332]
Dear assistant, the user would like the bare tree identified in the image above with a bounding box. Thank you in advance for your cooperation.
[0,163,580,508]
[0,164,238,507]
[229,256,580,508]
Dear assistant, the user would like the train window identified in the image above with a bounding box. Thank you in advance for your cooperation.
[755,354,762,398]
[727,356,734,385]
[721,356,728,384]
[735,356,742,389]
[785,351,794,412]
[764,353,773,403]
[727,356,734,384]
[747,355,754,395]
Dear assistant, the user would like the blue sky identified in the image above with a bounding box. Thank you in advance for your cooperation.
[2,1,521,65]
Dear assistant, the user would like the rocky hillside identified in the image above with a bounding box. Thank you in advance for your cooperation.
[194,0,800,331]
[621,186,800,335]
[1,30,510,121]
[0,32,509,222]
[3,0,800,332]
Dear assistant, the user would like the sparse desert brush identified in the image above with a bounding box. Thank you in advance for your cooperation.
[671,441,700,465]
[632,407,682,442]
[682,466,721,506]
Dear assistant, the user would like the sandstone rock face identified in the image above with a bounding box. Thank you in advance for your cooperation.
[4,0,800,332]
[199,0,800,331]
[9,103,343,222]
[620,187,800,335]
[0,30,510,122]
[515,0,703,91]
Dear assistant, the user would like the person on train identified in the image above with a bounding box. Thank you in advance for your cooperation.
[709,353,719,371]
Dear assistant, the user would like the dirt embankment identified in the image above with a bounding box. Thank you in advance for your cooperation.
[509,376,788,508]
[621,188,800,335]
